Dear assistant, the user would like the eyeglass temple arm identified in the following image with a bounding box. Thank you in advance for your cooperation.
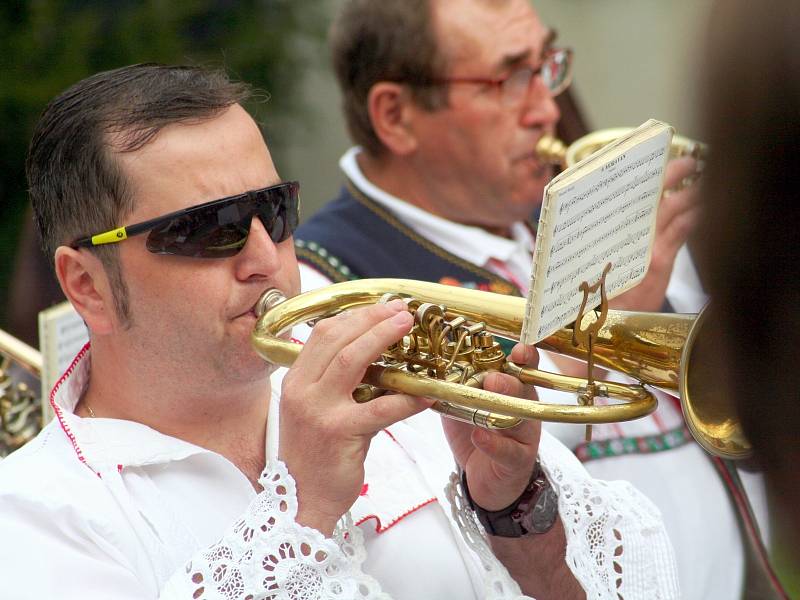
[69,217,166,249]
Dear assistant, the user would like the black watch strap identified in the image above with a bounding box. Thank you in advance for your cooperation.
[461,460,559,538]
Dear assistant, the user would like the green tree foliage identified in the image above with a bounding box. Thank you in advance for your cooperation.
[0,0,326,332]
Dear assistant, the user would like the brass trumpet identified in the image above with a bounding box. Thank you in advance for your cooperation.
[251,279,751,461]
[536,127,708,169]
[536,127,707,195]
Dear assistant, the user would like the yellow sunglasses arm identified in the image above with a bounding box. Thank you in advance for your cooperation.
[90,227,128,246]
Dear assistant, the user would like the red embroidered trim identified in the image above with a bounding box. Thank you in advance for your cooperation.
[381,429,399,444]
[712,457,789,599]
[50,342,99,477]
[664,391,684,414]
[355,497,437,533]
[487,258,528,295]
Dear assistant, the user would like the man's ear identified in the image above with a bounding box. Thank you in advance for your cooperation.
[53,246,116,335]
[367,82,419,156]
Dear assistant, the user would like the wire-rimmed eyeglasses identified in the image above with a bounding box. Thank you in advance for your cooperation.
[435,47,573,107]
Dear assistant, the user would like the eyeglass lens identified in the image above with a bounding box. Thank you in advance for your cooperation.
[501,49,570,106]
[541,51,570,92]
[145,184,299,258]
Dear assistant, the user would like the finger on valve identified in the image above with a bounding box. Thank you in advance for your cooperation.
[289,299,410,384]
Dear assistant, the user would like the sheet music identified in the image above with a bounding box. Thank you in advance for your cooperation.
[38,301,88,421]
[521,122,672,344]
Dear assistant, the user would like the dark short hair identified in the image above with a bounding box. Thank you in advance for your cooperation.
[330,0,448,157]
[27,63,251,322]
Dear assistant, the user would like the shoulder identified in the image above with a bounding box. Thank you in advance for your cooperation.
[0,420,149,573]
[0,419,108,515]
[0,426,155,596]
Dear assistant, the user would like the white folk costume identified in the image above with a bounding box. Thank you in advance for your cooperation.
[294,147,770,599]
[0,345,679,599]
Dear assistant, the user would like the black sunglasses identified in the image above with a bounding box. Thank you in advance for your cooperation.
[70,181,300,258]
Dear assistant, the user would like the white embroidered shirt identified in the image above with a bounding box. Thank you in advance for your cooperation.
[0,346,680,599]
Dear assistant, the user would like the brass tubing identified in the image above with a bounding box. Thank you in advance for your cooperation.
[361,363,655,424]
[0,329,42,377]
[537,128,708,169]
[504,363,655,406]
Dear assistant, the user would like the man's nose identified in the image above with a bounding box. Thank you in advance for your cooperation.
[519,76,561,128]
[234,216,283,280]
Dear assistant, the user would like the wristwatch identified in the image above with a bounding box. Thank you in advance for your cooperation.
[461,460,558,537]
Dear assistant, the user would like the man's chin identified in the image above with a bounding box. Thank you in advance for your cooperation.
[225,357,274,386]
[216,335,274,382]
[505,193,545,222]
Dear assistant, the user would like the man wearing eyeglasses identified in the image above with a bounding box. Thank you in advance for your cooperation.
[295,1,767,598]
[0,63,681,598]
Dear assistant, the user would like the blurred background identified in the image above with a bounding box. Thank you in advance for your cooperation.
[0,0,714,345]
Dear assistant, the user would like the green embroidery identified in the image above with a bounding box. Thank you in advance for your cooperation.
[295,239,357,283]
[575,425,693,462]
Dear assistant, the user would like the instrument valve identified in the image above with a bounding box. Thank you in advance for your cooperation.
[473,331,495,349]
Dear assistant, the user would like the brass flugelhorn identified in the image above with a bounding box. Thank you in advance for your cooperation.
[250,279,750,460]
[537,127,708,190]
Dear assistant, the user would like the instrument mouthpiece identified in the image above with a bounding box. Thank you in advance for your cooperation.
[255,289,287,318]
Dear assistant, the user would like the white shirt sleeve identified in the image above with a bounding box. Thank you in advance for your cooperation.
[0,458,388,600]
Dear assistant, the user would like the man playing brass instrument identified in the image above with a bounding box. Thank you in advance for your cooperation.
[0,64,679,598]
[294,1,768,598]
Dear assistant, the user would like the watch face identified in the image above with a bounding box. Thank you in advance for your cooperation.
[527,484,559,534]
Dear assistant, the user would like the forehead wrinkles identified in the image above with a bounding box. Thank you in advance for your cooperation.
[434,0,545,72]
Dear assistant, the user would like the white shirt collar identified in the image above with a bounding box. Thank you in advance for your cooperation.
[47,346,446,534]
[49,347,280,473]
[340,147,534,267]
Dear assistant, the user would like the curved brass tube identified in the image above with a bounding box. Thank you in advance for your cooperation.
[537,127,708,170]
[0,330,42,376]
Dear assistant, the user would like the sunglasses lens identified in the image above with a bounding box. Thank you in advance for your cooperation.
[259,182,300,245]
[145,182,299,258]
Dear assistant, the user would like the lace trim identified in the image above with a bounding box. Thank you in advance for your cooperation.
[162,450,679,599]
[446,473,531,600]
[446,434,681,600]
[163,460,390,600]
